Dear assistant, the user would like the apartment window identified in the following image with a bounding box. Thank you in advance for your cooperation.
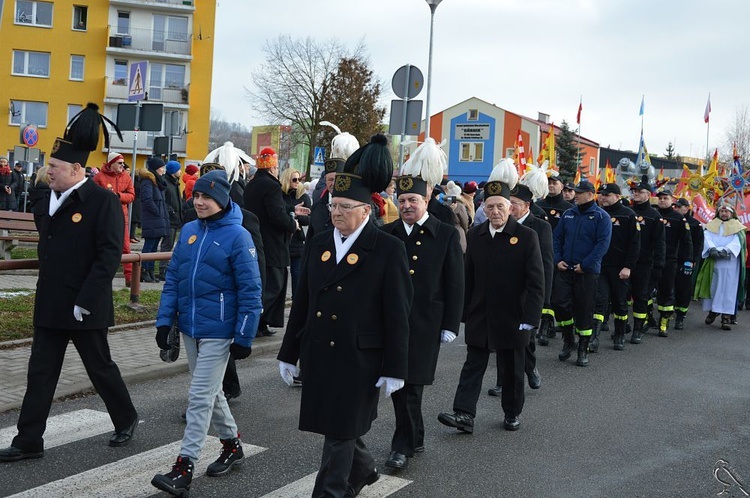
[10,100,48,127]
[70,55,84,81]
[149,63,185,99]
[116,11,130,34]
[468,109,479,121]
[72,5,87,30]
[15,1,53,27]
[114,60,127,85]
[590,157,595,170]
[153,15,188,51]
[505,147,515,158]
[12,50,50,77]
[67,104,82,123]
[460,143,484,162]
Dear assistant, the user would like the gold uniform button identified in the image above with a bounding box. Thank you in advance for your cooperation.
[412,255,418,260]
[329,341,335,347]
[316,311,322,317]
[416,241,422,245]
[419,229,425,234]
[336,286,342,291]
[331,315,338,320]
[409,269,415,275]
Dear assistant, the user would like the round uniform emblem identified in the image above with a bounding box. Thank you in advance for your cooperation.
[188,235,197,245]
[611,217,617,223]
[346,253,359,265]
[71,213,82,223]
[321,250,331,262]
[550,209,556,215]
[509,236,518,245]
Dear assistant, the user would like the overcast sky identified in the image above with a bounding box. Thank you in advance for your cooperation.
[209,0,749,160]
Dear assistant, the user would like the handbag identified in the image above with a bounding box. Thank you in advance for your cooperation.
[159,323,180,363]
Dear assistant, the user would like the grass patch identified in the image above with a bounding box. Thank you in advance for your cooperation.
[0,289,162,342]
[10,247,37,259]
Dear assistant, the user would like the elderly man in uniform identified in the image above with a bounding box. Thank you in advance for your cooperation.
[438,158,544,433]
[695,204,746,330]
[380,138,463,470]
[0,104,138,462]
[278,134,412,498]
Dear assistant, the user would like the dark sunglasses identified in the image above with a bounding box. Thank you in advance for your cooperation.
[291,178,300,183]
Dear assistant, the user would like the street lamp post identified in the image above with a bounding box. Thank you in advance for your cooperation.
[424,0,442,141]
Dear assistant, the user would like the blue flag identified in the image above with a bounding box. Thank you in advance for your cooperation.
[639,95,645,116]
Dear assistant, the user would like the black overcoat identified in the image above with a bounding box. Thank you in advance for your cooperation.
[520,214,554,306]
[32,179,124,330]
[463,217,545,350]
[243,169,296,267]
[278,220,413,439]
[381,215,464,385]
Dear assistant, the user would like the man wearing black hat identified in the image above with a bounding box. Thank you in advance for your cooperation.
[673,197,704,329]
[553,179,612,366]
[438,159,544,432]
[653,187,692,336]
[307,159,343,240]
[278,135,412,498]
[537,173,573,231]
[562,181,576,203]
[592,183,640,351]
[628,178,666,344]
[0,104,139,462]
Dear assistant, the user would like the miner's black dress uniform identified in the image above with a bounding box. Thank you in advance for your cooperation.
[278,220,412,497]
[655,205,692,335]
[674,211,704,322]
[629,199,666,342]
[13,179,138,453]
[454,216,544,421]
[593,199,641,349]
[381,215,464,457]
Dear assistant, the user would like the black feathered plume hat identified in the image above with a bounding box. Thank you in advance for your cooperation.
[50,103,123,166]
[332,133,393,204]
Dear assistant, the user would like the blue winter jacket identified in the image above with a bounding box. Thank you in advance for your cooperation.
[156,202,262,347]
[553,201,612,275]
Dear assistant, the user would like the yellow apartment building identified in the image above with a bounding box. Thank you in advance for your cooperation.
[0,0,215,170]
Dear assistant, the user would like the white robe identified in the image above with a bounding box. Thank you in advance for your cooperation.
[702,224,742,314]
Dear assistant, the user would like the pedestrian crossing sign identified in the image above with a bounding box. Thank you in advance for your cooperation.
[128,61,148,102]
[314,147,325,166]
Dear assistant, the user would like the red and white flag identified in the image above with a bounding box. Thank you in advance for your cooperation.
[576,98,582,125]
[704,93,711,123]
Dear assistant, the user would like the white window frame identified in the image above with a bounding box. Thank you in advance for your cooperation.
[113,59,128,85]
[116,11,130,35]
[468,109,479,121]
[72,5,87,31]
[67,104,82,123]
[15,0,53,27]
[589,157,595,170]
[9,100,48,127]
[459,142,484,162]
[12,50,50,78]
[70,55,84,81]
[149,63,185,99]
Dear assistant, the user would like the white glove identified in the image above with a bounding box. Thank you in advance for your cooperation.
[73,305,90,322]
[279,361,299,386]
[440,330,457,343]
[519,323,535,331]
[375,377,405,397]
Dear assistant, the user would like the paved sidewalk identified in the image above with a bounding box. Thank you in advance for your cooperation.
[0,270,289,414]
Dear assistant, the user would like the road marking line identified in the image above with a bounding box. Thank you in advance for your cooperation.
[0,409,113,450]
[259,471,411,498]
[8,437,266,498]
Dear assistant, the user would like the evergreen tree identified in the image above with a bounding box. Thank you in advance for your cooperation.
[556,120,582,183]
[664,141,679,165]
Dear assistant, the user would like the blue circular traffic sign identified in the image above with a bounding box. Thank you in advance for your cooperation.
[22,126,38,147]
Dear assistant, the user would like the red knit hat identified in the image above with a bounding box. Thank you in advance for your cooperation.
[257,147,278,169]
[185,164,199,175]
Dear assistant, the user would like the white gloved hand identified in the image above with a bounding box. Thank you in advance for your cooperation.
[519,323,535,331]
[375,377,405,397]
[279,361,299,386]
[73,305,91,322]
[440,330,457,343]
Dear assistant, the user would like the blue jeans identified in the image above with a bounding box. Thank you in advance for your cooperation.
[142,237,161,273]
[181,336,237,460]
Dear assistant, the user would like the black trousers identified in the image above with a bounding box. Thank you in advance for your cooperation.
[222,353,241,398]
[495,334,535,386]
[675,260,700,312]
[552,271,599,334]
[390,383,424,456]
[595,267,630,320]
[312,436,375,498]
[630,263,652,320]
[260,266,288,328]
[13,327,137,452]
[454,345,524,419]
[657,261,679,314]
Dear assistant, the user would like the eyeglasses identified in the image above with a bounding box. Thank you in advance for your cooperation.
[291,178,300,183]
[328,202,367,212]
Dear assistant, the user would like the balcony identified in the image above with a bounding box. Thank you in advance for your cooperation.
[108,26,191,59]
[106,133,187,156]
[109,0,195,12]
[105,77,190,106]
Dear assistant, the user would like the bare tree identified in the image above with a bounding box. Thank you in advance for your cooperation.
[246,36,353,176]
[209,109,251,155]
[722,104,750,165]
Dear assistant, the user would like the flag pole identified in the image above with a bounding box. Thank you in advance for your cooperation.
[577,95,582,179]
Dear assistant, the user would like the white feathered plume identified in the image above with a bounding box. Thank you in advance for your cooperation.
[488,158,519,189]
[320,121,359,160]
[520,163,549,200]
[401,138,445,187]
[203,141,254,183]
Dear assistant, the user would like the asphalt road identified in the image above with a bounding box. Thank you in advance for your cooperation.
[1,310,749,497]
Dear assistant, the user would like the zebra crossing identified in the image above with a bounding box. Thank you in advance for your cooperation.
[1,409,412,497]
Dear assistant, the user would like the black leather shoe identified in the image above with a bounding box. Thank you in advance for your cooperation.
[487,385,502,397]
[437,411,474,433]
[414,445,424,453]
[706,312,718,325]
[0,446,44,462]
[385,451,408,469]
[257,326,276,337]
[528,368,541,389]
[344,469,379,497]
[109,417,138,447]
[503,416,520,431]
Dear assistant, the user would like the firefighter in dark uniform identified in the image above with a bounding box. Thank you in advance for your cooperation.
[628,177,666,344]
[380,138,464,470]
[592,183,640,351]
[278,134,412,498]
[673,197,704,329]
[654,187,692,336]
